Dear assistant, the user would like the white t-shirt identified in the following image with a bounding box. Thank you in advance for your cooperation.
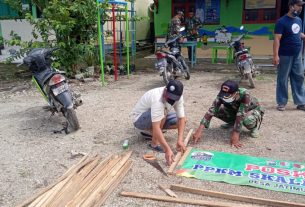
[131,87,185,123]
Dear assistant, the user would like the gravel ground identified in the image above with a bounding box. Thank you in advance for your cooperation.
[1,70,305,207]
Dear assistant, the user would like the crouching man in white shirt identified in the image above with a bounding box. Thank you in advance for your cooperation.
[131,79,187,166]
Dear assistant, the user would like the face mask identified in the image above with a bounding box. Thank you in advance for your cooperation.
[222,96,235,103]
[222,93,237,103]
[292,7,301,17]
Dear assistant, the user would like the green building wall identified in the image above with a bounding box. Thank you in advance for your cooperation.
[154,0,275,37]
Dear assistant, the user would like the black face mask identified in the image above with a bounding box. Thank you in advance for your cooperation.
[292,7,301,17]
[167,98,176,106]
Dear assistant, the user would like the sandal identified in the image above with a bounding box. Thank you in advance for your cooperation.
[276,105,285,111]
[147,143,164,153]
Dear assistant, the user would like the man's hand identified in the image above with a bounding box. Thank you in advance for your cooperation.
[165,149,174,166]
[193,125,204,144]
[176,140,186,153]
[273,55,279,66]
[230,131,242,148]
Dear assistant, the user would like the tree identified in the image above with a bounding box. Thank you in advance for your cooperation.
[5,0,108,75]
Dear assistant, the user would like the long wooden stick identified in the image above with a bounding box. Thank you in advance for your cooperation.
[168,129,193,175]
[80,151,133,206]
[158,185,178,198]
[47,156,101,207]
[176,147,192,168]
[65,155,116,207]
[93,160,133,207]
[170,184,305,207]
[120,191,251,207]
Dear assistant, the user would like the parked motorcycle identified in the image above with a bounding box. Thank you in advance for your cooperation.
[22,48,82,133]
[155,27,190,84]
[230,26,256,88]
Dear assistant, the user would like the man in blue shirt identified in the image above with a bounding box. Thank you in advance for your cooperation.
[273,0,305,111]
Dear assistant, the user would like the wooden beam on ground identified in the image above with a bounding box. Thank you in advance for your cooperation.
[176,147,192,168]
[170,184,305,207]
[92,160,133,207]
[120,191,252,207]
[79,151,133,207]
[158,185,178,198]
[168,129,193,175]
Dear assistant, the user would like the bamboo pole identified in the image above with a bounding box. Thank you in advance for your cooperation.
[170,184,305,207]
[120,191,252,207]
[168,129,193,175]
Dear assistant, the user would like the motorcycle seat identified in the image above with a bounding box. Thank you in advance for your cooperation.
[34,68,56,86]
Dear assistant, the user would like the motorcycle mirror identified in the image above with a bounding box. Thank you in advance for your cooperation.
[179,27,185,32]
[240,25,244,30]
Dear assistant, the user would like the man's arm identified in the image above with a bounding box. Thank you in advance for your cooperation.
[273,34,282,66]
[176,117,186,152]
[301,32,305,40]
[193,97,221,143]
[152,121,174,165]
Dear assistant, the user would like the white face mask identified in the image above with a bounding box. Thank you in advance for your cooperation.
[222,96,235,103]
[222,92,237,103]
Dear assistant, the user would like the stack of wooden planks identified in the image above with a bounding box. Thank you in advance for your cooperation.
[18,151,133,207]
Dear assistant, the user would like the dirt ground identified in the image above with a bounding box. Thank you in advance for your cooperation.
[1,62,305,207]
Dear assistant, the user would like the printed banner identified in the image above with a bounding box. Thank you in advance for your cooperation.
[176,149,305,195]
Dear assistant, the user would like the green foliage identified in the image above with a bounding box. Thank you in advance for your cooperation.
[4,0,143,75]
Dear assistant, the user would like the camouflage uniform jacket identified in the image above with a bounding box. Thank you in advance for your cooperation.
[200,88,264,132]
[167,16,181,40]
[185,17,201,39]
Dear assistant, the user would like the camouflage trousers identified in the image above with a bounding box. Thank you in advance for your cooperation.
[215,107,264,130]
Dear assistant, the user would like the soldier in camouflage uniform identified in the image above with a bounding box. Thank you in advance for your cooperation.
[167,11,184,40]
[193,80,265,148]
[185,11,202,61]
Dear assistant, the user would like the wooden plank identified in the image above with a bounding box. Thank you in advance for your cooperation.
[80,151,133,207]
[176,147,192,168]
[46,155,102,207]
[65,155,122,206]
[167,129,193,175]
[158,185,178,198]
[17,155,93,207]
[170,184,305,207]
[93,160,133,207]
[120,191,251,207]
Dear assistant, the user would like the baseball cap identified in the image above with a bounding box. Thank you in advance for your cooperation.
[166,79,183,102]
[218,80,239,99]
[289,0,305,6]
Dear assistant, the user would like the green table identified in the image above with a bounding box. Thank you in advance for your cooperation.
[211,45,233,64]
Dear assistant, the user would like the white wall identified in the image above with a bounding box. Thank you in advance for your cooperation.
[0,19,43,42]
[135,0,153,41]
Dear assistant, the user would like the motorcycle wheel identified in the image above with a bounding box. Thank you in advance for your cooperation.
[162,65,172,85]
[66,108,80,131]
[246,73,255,88]
[179,56,190,80]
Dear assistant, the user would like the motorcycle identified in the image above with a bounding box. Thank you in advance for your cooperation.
[22,48,82,133]
[155,27,190,84]
[230,26,256,88]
